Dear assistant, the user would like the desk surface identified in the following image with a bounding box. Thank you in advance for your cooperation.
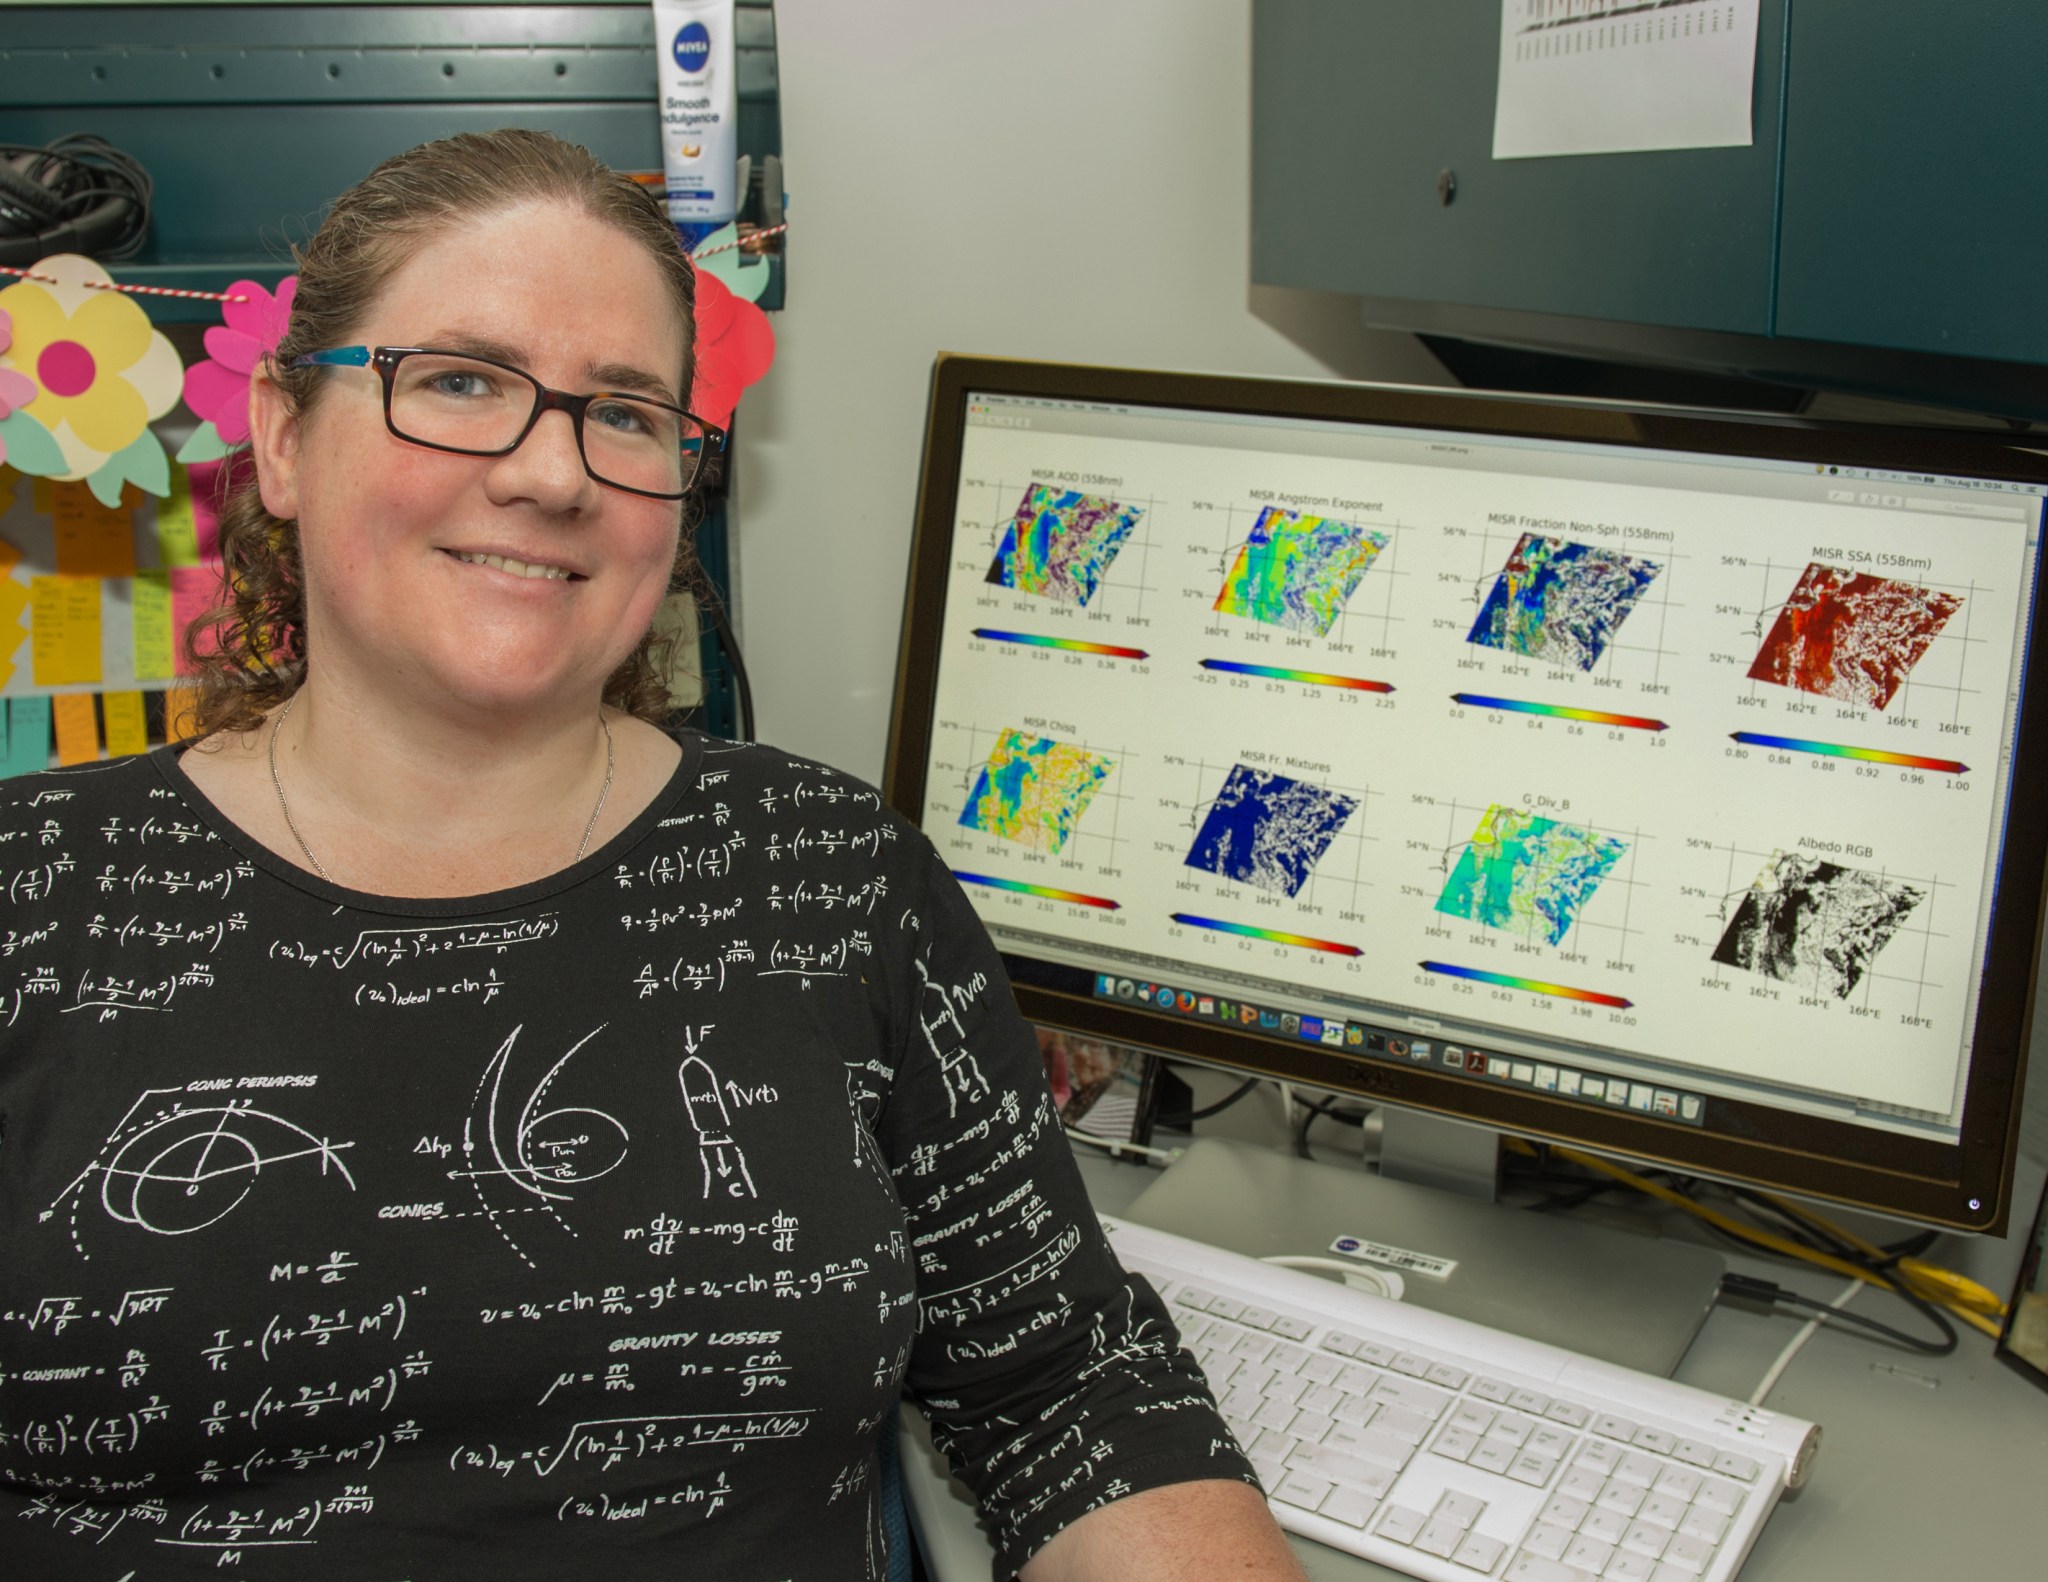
[899,1093,2048,1580]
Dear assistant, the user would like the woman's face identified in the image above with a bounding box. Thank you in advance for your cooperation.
[254,198,689,723]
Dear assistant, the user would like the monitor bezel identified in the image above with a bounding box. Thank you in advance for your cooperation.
[884,354,2048,1234]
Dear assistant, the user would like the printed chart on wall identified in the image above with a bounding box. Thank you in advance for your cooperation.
[920,397,2042,1131]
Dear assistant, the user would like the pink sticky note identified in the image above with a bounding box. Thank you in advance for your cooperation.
[168,563,227,677]
[183,457,245,562]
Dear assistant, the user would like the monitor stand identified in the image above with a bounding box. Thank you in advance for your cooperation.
[1123,1116,1724,1377]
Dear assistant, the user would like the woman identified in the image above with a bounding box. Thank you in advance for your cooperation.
[0,131,1301,1580]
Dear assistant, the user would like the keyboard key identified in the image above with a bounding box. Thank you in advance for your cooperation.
[1206,1297,1244,1321]
[1290,1410,1336,1445]
[1530,1425,1576,1459]
[1250,1452,1285,1487]
[1603,1553,1654,1581]
[1232,1331,1276,1361]
[1250,1398,1297,1433]
[1695,1478,1744,1516]
[1270,1315,1314,1342]
[1436,1490,1488,1529]
[1377,1504,1428,1545]
[1266,1374,1311,1407]
[1471,1376,1516,1404]
[1541,1494,1591,1529]
[1595,1481,1644,1518]
[1506,1556,1592,1582]
[1222,1384,1264,1420]
[1175,1285,1219,1310]
[1640,1493,1687,1529]
[1269,1341,1311,1374]
[1356,1342,1401,1367]
[1376,1377,1453,1419]
[1509,1451,1558,1487]
[1251,1428,1298,1460]
[1452,1402,1497,1435]
[1320,1331,1360,1358]
[1650,1565,1699,1582]
[1471,1439,1517,1475]
[1272,1471,1332,1512]
[1563,1536,1615,1573]
[1237,1365,1277,1398]
[1631,1426,1677,1456]
[1239,1306,1279,1331]
[1560,1466,1606,1501]
[1660,1533,1714,1575]
[1337,1364,1379,1395]
[1651,1466,1701,1502]
[1614,1452,1662,1488]
[1418,1516,1466,1558]
[1343,1427,1416,1472]
[1389,1351,1431,1377]
[1581,1507,1629,1545]
[1676,1507,1728,1545]
[1593,1413,1638,1441]
[1375,1405,1435,1444]
[1454,1532,1508,1573]
[1304,1447,1397,1497]
[1510,1388,1552,1414]
[1320,1486,1377,1528]
[1487,1411,1535,1447]
[1298,1353,1341,1386]
[1201,1355,1240,1392]
[1333,1394,1376,1426]
[1577,1439,1623,1474]
[1428,1362,1471,1390]
[1672,1439,1716,1469]
[1522,1521,1574,1560]
[1620,1521,1669,1559]
[1299,1384,1343,1417]
[1544,1400,1592,1429]
[1712,1451,1761,1482]
[1431,1425,1480,1462]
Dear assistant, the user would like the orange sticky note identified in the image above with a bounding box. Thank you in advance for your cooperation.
[52,482,138,578]
[52,692,99,765]
[163,682,202,744]
[30,575,102,686]
[31,476,56,514]
[102,689,149,756]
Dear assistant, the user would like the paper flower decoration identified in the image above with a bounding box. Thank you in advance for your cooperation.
[0,306,50,474]
[179,276,297,463]
[689,267,775,431]
[0,254,183,505]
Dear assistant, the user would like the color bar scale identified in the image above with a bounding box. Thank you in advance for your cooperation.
[1728,733,1967,775]
[1202,660,1393,694]
[1452,694,1667,731]
[953,871,1120,910]
[1171,913,1362,957]
[972,628,1148,660]
[1420,961,1633,1009]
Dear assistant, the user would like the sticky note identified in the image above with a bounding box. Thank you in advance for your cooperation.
[52,691,99,765]
[31,476,57,514]
[163,682,202,744]
[131,569,176,681]
[168,565,225,677]
[186,458,230,561]
[30,575,102,686]
[0,467,17,513]
[3,695,51,778]
[156,467,203,568]
[52,482,138,578]
[103,689,149,756]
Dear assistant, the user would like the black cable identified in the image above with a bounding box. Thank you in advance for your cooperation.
[0,136,152,259]
[703,590,754,742]
[1294,1095,1369,1160]
[1154,1076,1260,1129]
[1720,1272,1957,1356]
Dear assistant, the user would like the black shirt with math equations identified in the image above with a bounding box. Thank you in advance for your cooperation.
[0,734,1252,1579]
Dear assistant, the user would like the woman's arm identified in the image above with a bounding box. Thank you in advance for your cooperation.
[1019,1479,1307,1581]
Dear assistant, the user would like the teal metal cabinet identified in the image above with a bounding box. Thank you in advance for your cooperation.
[1775,0,2048,367]
[1252,0,1789,337]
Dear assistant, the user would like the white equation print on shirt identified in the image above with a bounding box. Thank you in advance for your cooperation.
[677,1024,757,1201]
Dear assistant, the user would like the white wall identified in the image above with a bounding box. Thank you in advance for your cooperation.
[736,0,1445,783]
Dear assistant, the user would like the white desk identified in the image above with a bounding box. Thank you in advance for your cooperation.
[899,1099,2048,1579]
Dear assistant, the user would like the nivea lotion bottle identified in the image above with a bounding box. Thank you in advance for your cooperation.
[652,0,738,250]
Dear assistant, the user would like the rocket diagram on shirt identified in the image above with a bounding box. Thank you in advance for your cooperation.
[0,734,1252,1580]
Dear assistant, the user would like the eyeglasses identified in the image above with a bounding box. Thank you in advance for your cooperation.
[289,345,725,500]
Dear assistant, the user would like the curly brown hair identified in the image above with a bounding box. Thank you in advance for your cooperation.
[186,128,704,738]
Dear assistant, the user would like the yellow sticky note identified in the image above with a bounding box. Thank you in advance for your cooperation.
[156,467,202,569]
[52,692,99,766]
[102,689,148,756]
[30,575,103,686]
[53,483,138,578]
[131,570,176,682]
[163,681,202,744]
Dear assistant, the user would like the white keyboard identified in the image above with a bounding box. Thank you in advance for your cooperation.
[1103,1216,1820,1582]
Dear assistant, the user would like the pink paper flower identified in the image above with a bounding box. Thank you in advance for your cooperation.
[689,269,775,431]
[0,307,41,468]
[182,276,297,445]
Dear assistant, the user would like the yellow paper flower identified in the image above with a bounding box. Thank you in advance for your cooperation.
[0,253,182,484]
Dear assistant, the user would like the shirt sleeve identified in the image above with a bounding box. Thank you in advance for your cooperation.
[876,845,1258,1578]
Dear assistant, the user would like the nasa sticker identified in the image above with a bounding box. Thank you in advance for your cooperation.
[673,20,712,72]
[1330,1234,1458,1280]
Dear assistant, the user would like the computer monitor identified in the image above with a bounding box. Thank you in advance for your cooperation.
[882,357,2048,1259]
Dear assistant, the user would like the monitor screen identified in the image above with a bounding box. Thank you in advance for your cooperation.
[883,358,2048,1233]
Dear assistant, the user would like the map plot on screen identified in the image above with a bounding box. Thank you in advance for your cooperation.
[1184,765,1356,898]
[1213,507,1390,636]
[957,728,1114,854]
[984,484,1143,606]
[1468,534,1663,672]
[1712,851,1925,998]
[1436,805,1629,947]
[1747,563,1964,711]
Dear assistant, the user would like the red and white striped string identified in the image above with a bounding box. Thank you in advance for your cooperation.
[689,222,788,262]
[0,264,248,302]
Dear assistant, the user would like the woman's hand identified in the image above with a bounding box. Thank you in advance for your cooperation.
[1018,1479,1307,1581]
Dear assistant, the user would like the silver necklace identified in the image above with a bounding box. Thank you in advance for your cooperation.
[267,695,616,883]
